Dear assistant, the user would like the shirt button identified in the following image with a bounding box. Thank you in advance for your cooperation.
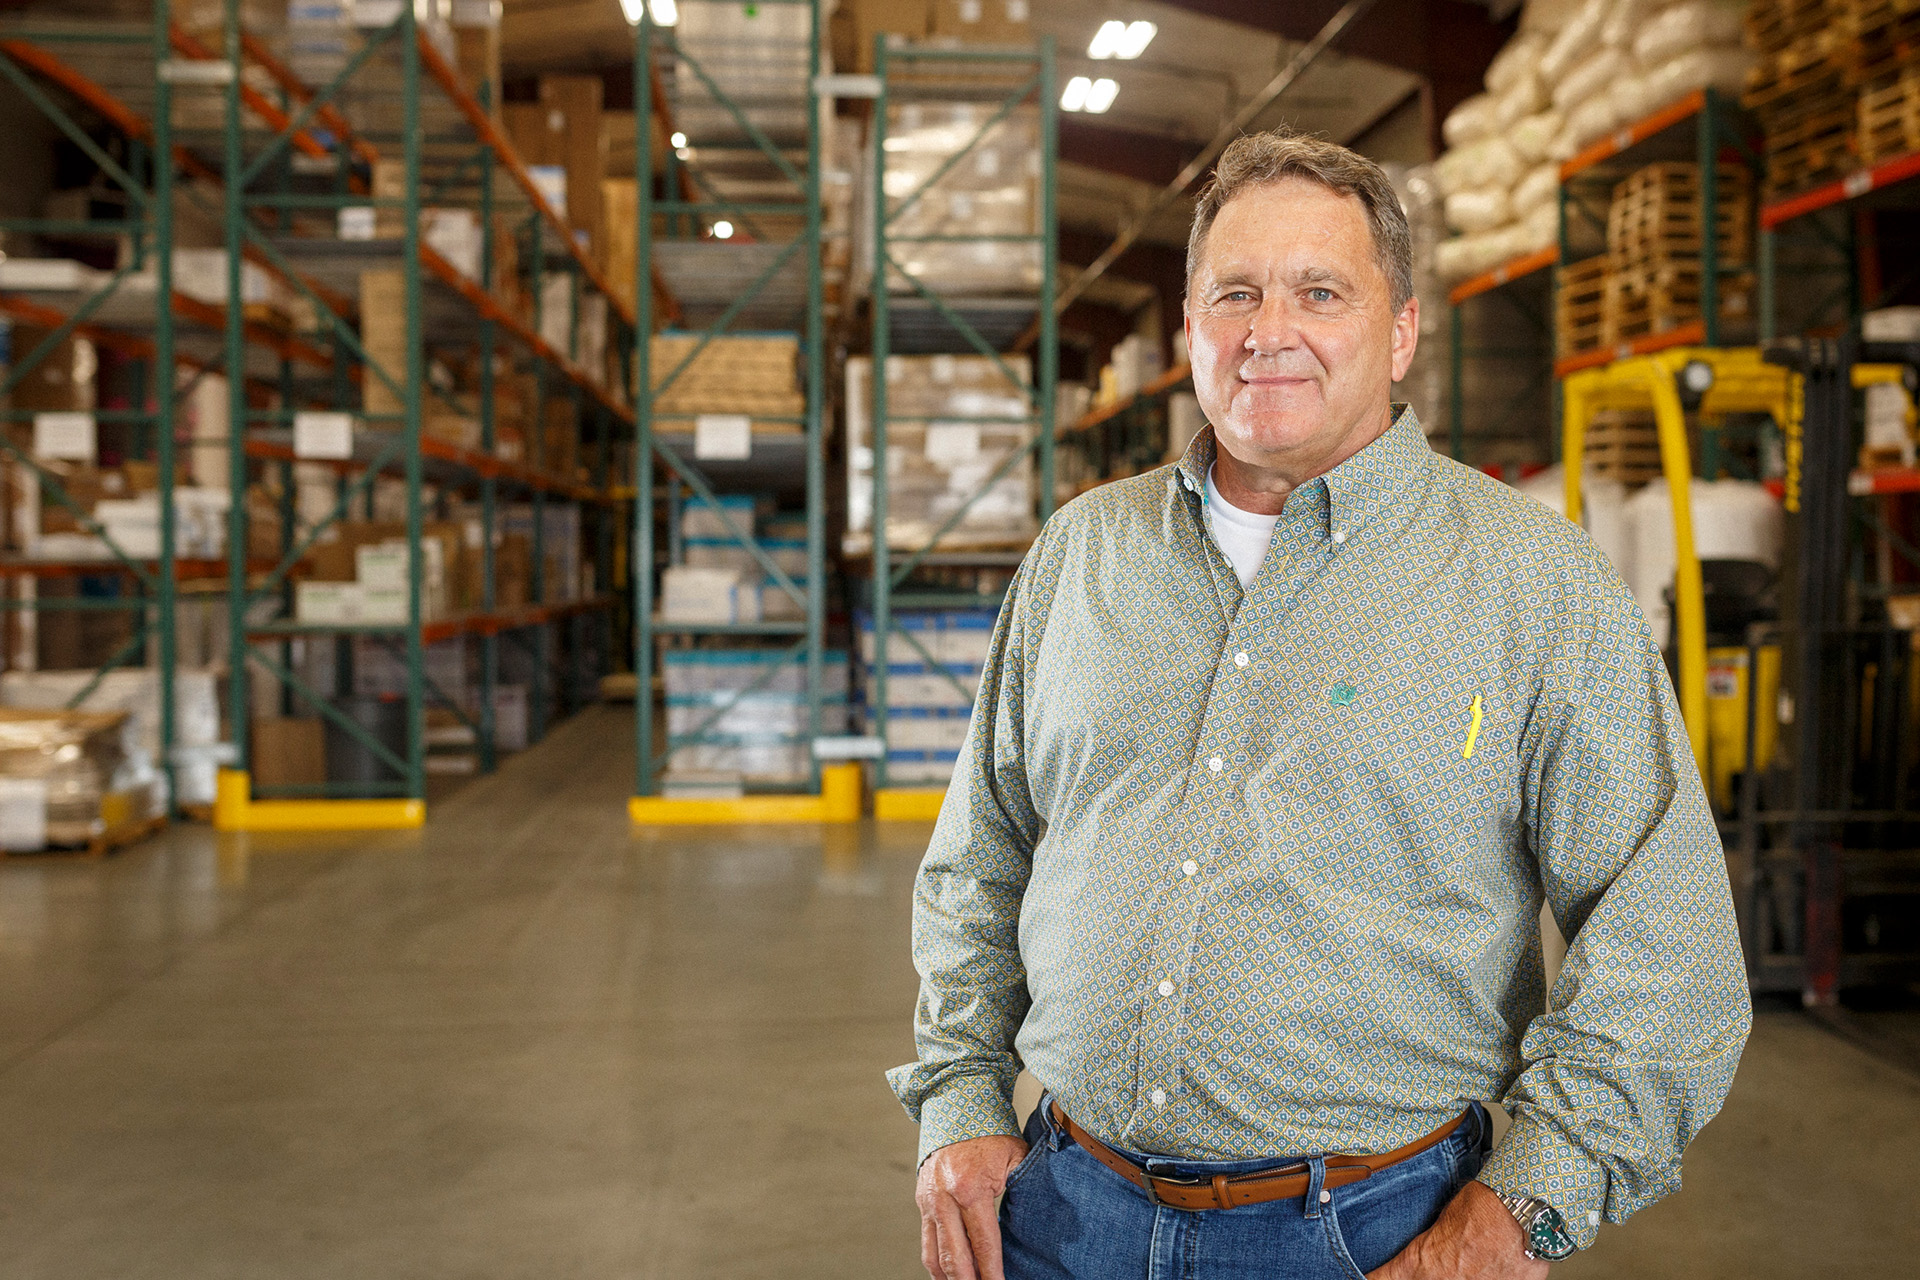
[1181,859,1198,877]
[1158,979,1174,997]
[1332,529,1347,544]
[1151,1088,1167,1107]
[1234,651,1249,667]
[1208,756,1223,772]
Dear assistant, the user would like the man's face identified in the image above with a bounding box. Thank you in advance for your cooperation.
[1183,178,1418,474]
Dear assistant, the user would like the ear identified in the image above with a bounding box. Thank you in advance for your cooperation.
[1389,295,1419,384]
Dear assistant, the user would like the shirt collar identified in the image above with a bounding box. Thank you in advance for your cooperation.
[1174,403,1429,542]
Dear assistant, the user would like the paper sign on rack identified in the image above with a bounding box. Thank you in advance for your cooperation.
[925,423,981,465]
[338,206,377,241]
[293,411,356,460]
[33,412,96,461]
[694,414,752,460]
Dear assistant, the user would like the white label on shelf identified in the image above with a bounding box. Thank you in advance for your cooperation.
[813,735,885,760]
[1844,170,1874,198]
[351,0,405,27]
[337,206,376,240]
[1848,471,1874,495]
[33,412,95,461]
[1615,343,1633,360]
[1612,129,1633,151]
[1493,265,1510,285]
[294,411,356,459]
[159,58,235,85]
[925,423,982,465]
[813,73,881,99]
[694,414,752,460]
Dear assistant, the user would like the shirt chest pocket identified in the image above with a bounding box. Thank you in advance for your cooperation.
[1250,663,1516,837]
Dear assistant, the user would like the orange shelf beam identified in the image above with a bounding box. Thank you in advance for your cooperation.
[1553,318,1707,379]
[1560,90,1709,181]
[1761,147,1920,228]
[1064,363,1193,436]
[1447,245,1559,306]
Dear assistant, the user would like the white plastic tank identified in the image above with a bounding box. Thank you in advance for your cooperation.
[1515,464,1633,584]
[1623,478,1783,647]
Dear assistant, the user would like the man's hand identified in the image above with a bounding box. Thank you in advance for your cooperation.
[1368,1180,1552,1280]
[915,1133,1029,1280]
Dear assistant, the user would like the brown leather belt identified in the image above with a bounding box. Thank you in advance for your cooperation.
[1047,1100,1465,1213]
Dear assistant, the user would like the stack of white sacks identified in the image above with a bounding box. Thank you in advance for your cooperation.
[1435,0,1753,284]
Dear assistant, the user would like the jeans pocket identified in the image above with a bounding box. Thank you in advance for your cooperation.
[1002,1100,1053,1192]
[1320,1200,1372,1280]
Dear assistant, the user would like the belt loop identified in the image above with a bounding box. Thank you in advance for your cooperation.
[1303,1156,1328,1220]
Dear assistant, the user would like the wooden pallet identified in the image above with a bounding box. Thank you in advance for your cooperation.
[1762,93,1860,198]
[1745,31,1846,115]
[1555,256,1611,360]
[1585,409,1662,486]
[1859,68,1920,162]
[2,814,168,860]
[1602,266,1756,348]
[1748,0,1838,56]
[1843,6,1920,83]
[1606,163,1754,265]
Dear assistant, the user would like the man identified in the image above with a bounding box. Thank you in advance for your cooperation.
[888,131,1751,1280]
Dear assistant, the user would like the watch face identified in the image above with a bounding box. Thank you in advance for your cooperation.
[1528,1205,1577,1261]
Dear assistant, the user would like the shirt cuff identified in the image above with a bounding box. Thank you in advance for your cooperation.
[1476,1109,1609,1251]
[914,1072,1023,1165]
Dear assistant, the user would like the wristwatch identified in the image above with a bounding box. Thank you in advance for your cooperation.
[1496,1193,1578,1261]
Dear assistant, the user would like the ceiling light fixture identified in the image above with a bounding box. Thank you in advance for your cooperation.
[1088,18,1155,59]
[1084,77,1119,113]
[670,131,687,148]
[1061,75,1092,111]
[712,220,734,239]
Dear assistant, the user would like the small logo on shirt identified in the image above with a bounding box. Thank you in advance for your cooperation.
[1328,682,1356,707]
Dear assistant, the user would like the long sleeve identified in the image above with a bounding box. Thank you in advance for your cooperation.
[885,557,1046,1163]
[1476,564,1752,1248]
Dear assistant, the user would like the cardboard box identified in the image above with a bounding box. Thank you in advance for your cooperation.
[929,0,1029,40]
[537,75,608,264]
[848,0,931,71]
[251,717,327,790]
[359,270,407,418]
[602,179,638,316]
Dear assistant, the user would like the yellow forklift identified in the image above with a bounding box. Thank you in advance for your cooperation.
[1562,341,1920,1006]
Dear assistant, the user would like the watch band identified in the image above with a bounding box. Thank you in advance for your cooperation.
[1498,1192,1577,1261]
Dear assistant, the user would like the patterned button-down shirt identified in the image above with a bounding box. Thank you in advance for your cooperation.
[887,406,1751,1247]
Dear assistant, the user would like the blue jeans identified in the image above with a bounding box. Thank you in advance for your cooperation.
[1000,1098,1491,1280]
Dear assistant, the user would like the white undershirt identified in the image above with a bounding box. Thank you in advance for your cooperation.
[1205,464,1281,589]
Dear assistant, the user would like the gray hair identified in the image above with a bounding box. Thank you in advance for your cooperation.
[1185,129,1415,313]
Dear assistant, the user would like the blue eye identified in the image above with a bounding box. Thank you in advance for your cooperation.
[1307,287,1335,302]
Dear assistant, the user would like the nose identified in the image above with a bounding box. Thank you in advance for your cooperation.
[1244,292,1299,356]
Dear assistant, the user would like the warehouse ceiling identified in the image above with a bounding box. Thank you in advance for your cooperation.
[497,0,1508,327]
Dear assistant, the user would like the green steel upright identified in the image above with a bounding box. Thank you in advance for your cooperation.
[0,3,181,808]
[866,35,1059,790]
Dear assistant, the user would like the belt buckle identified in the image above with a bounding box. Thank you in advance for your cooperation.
[1141,1169,1206,1209]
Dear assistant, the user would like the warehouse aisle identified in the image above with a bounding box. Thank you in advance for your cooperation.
[0,711,1917,1278]
[0,707,927,1279]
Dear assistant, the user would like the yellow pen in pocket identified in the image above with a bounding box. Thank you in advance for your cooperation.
[1462,694,1483,760]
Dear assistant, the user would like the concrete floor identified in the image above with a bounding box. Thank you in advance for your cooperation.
[0,704,1915,1278]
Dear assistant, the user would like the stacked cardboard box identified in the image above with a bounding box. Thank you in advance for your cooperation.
[648,333,804,427]
[855,608,995,784]
[1,668,221,808]
[503,75,608,266]
[844,354,1036,554]
[293,519,468,625]
[661,648,848,787]
[833,0,1032,73]
[879,103,1040,295]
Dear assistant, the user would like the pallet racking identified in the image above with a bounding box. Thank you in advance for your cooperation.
[208,0,634,828]
[862,34,1057,805]
[627,0,842,820]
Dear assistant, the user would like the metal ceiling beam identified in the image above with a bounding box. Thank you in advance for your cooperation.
[1155,0,1513,155]
[1029,0,1384,341]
